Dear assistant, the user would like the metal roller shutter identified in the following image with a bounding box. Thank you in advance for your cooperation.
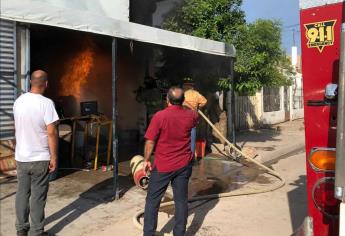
[0,19,17,140]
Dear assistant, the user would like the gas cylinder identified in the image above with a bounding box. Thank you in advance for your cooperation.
[130,155,149,189]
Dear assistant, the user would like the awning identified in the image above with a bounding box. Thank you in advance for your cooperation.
[0,0,236,57]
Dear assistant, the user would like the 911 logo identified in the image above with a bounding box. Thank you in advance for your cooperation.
[304,20,336,53]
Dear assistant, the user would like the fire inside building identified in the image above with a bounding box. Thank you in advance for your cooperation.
[0,0,235,198]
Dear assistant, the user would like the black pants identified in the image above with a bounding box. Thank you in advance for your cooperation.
[143,163,192,236]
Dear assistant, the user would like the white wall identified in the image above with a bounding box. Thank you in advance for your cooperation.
[35,0,129,21]
[291,72,304,120]
[234,83,304,130]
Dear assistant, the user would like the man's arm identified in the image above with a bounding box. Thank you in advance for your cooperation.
[143,113,160,173]
[197,93,207,108]
[143,140,155,173]
[47,122,58,172]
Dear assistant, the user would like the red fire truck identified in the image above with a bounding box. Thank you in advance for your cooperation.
[299,0,345,235]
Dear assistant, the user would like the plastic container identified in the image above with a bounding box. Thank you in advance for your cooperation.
[195,139,206,158]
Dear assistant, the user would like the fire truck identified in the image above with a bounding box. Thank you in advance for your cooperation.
[299,0,345,235]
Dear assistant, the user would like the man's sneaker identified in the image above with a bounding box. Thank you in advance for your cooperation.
[16,230,28,236]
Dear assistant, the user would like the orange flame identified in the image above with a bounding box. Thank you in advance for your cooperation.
[60,46,94,98]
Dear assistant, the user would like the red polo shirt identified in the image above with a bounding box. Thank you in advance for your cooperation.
[145,105,198,172]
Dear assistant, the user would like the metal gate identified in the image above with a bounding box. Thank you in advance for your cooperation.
[284,86,290,121]
[0,20,17,140]
[263,87,281,112]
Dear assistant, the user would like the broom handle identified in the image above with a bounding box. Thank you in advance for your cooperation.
[183,101,236,153]
[184,100,228,146]
[183,99,264,167]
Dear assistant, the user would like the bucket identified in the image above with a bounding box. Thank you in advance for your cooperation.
[195,139,206,158]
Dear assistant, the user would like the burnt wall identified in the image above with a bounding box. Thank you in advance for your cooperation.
[30,26,146,132]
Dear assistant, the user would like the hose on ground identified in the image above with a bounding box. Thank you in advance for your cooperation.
[132,110,286,235]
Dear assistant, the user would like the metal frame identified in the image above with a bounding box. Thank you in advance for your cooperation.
[93,121,113,170]
[24,27,30,92]
[227,57,236,144]
[337,20,345,236]
[17,24,30,94]
[335,23,345,201]
[13,22,17,99]
[112,38,119,199]
[0,19,17,140]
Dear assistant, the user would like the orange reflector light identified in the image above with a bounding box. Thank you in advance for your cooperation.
[309,148,336,171]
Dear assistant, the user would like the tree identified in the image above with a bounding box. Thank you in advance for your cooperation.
[163,0,293,95]
[230,19,294,94]
[163,0,245,41]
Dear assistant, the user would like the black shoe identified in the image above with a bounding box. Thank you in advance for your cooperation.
[40,232,55,236]
[16,230,28,236]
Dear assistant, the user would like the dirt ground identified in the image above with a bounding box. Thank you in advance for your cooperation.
[97,152,307,236]
[0,120,306,236]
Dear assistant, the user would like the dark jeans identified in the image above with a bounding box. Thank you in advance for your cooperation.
[143,163,192,236]
[15,161,50,236]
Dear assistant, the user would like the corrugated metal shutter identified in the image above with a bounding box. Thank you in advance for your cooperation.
[0,19,17,140]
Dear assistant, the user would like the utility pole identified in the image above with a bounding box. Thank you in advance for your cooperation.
[227,57,236,144]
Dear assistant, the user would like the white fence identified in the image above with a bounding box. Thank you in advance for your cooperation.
[235,92,262,130]
[234,75,304,130]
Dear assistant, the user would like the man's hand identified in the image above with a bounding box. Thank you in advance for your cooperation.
[49,157,57,173]
[47,123,58,173]
[143,160,152,174]
[144,140,155,174]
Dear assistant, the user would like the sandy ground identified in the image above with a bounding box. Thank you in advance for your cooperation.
[0,120,306,236]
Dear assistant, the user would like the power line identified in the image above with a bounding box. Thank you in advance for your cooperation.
[284,23,300,28]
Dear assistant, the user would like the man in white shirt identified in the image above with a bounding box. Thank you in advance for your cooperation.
[14,70,59,236]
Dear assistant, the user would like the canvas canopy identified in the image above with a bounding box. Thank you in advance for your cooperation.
[0,0,235,57]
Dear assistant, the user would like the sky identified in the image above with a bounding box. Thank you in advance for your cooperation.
[242,0,300,55]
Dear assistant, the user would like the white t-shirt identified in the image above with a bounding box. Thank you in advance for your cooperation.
[13,92,59,162]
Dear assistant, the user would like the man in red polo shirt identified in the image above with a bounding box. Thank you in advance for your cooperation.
[143,86,198,236]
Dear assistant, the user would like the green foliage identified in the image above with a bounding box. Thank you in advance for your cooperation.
[233,20,294,94]
[163,0,245,41]
[163,1,294,94]
[218,77,231,90]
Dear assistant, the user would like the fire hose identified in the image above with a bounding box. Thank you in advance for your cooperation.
[132,109,286,235]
